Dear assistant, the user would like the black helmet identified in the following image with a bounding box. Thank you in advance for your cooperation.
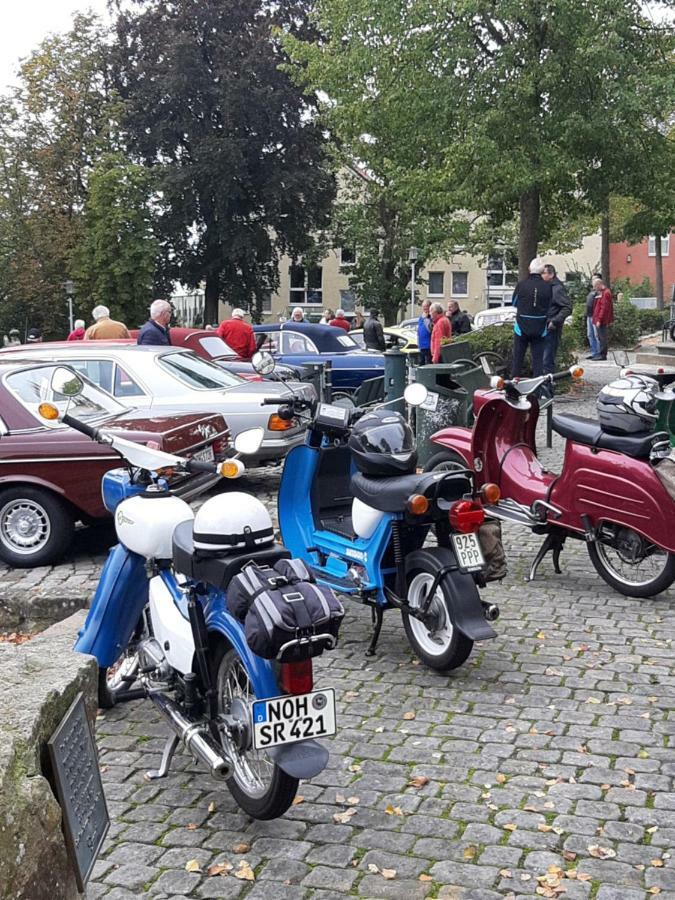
[348,409,417,476]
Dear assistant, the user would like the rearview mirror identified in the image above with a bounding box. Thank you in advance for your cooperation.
[611,350,630,368]
[252,351,275,376]
[50,367,84,398]
[404,383,428,407]
[478,354,497,376]
[234,427,264,456]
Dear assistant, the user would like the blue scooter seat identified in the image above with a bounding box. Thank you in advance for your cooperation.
[351,470,470,513]
[172,520,291,591]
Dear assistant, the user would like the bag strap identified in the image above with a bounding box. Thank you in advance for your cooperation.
[279,587,314,632]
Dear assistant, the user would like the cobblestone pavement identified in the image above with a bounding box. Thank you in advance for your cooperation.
[14,360,675,900]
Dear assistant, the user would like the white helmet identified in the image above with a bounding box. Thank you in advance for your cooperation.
[597,374,659,435]
[193,493,274,553]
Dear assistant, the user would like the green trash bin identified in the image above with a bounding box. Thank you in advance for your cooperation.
[414,361,488,467]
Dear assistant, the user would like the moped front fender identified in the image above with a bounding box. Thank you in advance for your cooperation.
[429,426,474,469]
[74,543,148,667]
[405,547,496,642]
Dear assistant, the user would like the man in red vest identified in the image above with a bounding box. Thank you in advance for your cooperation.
[217,308,256,359]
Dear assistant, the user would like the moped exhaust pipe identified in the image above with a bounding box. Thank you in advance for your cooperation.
[149,691,232,779]
[482,602,500,622]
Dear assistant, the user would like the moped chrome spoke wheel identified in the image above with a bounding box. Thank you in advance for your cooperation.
[588,525,675,598]
[0,499,51,554]
[596,539,669,589]
[406,573,454,657]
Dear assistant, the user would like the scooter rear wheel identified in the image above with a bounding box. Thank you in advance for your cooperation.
[212,645,298,819]
[588,525,675,598]
[402,570,473,671]
[423,450,471,474]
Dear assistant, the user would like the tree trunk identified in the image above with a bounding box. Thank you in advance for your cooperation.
[600,210,610,287]
[204,275,220,326]
[518,188,540,279]
[655,235,664,310]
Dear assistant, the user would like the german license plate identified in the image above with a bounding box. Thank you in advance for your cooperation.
[452,532,485,572]
[191,445,214,463]
[252,689,336,750]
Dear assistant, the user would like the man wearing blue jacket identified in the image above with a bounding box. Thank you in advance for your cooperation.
[511,258,553,377]
[417,300,432,365]
[138,299,172,346]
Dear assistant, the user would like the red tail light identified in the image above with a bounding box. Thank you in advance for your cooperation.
[449,499,485,533]
[211,436,228,456]
[280,659,313,695]
[242,373,263,382]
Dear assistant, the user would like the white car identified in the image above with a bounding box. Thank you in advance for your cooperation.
[472,306,517,330]
[2,344,314,466]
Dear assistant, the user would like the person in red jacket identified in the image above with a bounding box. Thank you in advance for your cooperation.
[67,319,86,341]
[217,308,257,359]
[430,302,452,363]
[328,309,351,332]
[591,280,614,361]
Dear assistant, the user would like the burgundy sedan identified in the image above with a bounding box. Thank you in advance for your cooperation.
[0,359,228,568]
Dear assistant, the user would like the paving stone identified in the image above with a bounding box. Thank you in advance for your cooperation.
[104,863,158,891]
[151,870,203,896]
[301,865,359,891]
[258,857,310,883]
[430,860,500,888]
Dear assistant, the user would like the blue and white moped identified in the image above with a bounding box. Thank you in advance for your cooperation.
[41,366,337,820]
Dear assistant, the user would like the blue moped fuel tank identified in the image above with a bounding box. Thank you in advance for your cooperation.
[74,544,148,667]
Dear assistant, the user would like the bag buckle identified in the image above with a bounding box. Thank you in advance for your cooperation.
[282,591,304,603]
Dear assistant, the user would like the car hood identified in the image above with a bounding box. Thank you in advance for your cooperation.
[221,380,316,404]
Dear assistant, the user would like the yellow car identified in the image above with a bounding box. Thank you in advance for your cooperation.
[349,325,419,353]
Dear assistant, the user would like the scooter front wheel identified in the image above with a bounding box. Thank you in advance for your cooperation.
[588,525,675,598]
[211,645,298,819]
[402,570,473,671]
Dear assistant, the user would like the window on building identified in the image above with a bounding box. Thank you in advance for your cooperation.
[289,265,306,305]
[340,289,357,312]
[428,271,444,296]
[289,264,323,304]
[648,235,670,257]
[260,293,272,312]
[451,271,468,296]
[306,266,323,304]
[340,248,357,266]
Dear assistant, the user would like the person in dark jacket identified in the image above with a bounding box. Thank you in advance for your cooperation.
[541,264,572,375]
[416,300,432,365]
[510,258,553,378]
[446,300,472,336]
[363,309,385,351]
[138,299,171,346]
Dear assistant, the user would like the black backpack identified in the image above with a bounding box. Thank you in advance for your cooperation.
[227,558,344,661]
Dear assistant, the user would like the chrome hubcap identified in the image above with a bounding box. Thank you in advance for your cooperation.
[0,500,51,554]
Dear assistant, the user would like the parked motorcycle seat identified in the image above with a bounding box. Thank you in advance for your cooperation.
[552,413,666,459]
[172,520,291,591]
[351,470,471,513]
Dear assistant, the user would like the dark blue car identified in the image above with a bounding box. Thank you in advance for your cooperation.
[253,323,384,391]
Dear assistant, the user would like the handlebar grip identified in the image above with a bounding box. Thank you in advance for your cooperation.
[184,458,217,474]
[62,413,99,440]
[552,370,572,383]
[262,397,284,405]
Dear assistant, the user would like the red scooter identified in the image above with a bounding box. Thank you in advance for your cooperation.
[425,366,675,598]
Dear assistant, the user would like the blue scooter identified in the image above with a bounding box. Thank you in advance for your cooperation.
[41,366,337,820]
[261,364,500,671]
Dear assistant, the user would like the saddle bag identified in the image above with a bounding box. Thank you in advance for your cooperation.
[228,559,344,661]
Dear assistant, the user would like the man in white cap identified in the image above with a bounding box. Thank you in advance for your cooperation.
[85,305,130,340]
[217,308,256,359]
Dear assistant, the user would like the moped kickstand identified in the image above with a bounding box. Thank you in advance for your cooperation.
[145,734,179,780]
[525,532,565,582]
[366,606,384,657]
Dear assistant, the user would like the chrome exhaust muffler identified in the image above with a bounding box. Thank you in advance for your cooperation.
[482,602,500,622]
[149,691,232,779]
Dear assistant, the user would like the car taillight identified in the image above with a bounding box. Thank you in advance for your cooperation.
[280,659,313,695]
[242,373,264,382]
[211,436,228,456]
[268,414,295,431]
[449,499,485,533]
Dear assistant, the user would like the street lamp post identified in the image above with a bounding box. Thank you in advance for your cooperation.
[408,247,418,320]
[64,280,75,333]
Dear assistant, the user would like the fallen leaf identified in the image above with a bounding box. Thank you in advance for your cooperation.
[536,631,546,639]
[234,861,255,882]
[563,851,577,861]
[292,795,305,806]
[651,858,664,867]
[207,801,217,813]
[348,764,362,773]
[585,697,601,704]
[499,868,513,878]
[647,889,662,895]
[368,864,380,874]
[638,750,650,759]
[588,845,617,859]
[375,726,384,733]
[346,796,360,805]
[601,784,610,790]
[333,808,357,824]
[496,773,507,784]
[503,823,517,832]
[647,826,659,834]
[403,711,416,720]
[577,873,592,882]
[419,874,433,882]
[381,868,396,880]
[207,863,232,877]
[344,691,359,701]
[335,793,346,803]
[538,824,553,832]
[408,775,429,789]
[648,696,658,703]
[186,823,200,831]
[463,846,477,860]
[521,873,532,881]
[185,859,202,873]
[233,843,251,854]
[385,804,404,817]
[616,697,633,705]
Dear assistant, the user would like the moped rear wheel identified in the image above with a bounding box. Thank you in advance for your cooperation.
[588,525,675,598]
[212,645,298,819]
[423,450,470,474]
[402,570,473,670]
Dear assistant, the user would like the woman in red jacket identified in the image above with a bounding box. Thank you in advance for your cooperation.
[591,280,614,361]
[430,302,452,363]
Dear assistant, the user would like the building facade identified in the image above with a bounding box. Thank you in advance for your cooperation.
[610,232,674,302]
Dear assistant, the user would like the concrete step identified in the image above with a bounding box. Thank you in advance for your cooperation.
[635,352,675,367]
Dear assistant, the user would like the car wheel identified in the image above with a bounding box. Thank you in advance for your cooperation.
[0,487,74,568]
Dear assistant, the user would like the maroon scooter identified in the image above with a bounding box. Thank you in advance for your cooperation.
[425,366,675,598]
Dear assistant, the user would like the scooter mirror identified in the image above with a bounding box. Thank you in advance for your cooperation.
[233,427,265,456]
[611,350,630,368]
[50,366,84,398]
[252,351,275,376]
[404,383,428,407]
[478,355,496,376]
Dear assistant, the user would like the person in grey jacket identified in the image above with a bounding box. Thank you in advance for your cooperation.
[363,309,385,351]
[541,264,572,376]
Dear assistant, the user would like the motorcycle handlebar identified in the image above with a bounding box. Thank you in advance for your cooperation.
[184,458,218,474]
[62,413,99,440]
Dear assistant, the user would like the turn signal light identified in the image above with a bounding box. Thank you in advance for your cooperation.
[268,414,294,431]
[406,494,429,516]
[280,659,314,695]
[38,402,59,420]
[570,366,584,378]
[219,459,244,479]
[449,499,485,534]
[490,376,505,389]
[481,483,501,504]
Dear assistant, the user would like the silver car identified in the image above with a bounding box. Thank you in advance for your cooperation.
[2,345,314,465]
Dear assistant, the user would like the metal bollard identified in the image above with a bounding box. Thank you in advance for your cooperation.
[384,349,406,415]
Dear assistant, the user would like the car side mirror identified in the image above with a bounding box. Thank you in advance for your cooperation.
[252,350,275,375]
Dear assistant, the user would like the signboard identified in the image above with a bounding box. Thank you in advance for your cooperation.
[420,390,439,412]
[48,693,109,891]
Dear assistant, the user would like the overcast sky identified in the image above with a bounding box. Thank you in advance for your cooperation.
[0,0,110,91]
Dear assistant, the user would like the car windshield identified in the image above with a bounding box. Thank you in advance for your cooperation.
[157,350,242,390]
[6,364,125,424]
[198,336,236,357]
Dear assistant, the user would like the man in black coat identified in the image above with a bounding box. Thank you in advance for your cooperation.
[541,264,572,375]
[446,300,472,336]
[363,309,385,351]
[510,258,553,378]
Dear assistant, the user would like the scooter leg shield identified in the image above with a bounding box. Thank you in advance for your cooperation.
[74,544,149,667]
[404,547,497,642]
[267,740,329,779]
